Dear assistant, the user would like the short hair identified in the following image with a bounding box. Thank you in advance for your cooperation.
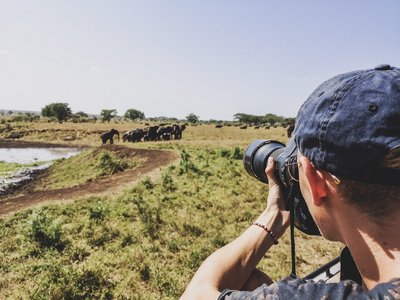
[338,147,400,224]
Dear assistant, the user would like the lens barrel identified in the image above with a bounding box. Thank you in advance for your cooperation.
[243,140,285,183]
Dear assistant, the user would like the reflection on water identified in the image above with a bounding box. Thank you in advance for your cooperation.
[0,148,81,164]
[0,147,82,195]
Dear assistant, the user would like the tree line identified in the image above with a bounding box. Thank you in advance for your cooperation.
[233,113,295,127]
[3,102,294,126]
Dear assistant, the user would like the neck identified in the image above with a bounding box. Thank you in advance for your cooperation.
[342,217,400,289]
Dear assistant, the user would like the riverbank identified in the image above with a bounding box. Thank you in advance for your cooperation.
[0,142,178,216]
[0,138,86,148]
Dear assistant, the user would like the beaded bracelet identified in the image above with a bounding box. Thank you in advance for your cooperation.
[252,222,279,245]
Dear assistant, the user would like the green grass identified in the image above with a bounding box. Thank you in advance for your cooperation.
[0,161,25,174]
[0,161,47,177]
[0,125,342,299]
[35,148,144,191]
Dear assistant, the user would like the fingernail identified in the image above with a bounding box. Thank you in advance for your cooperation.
[268,157,273,164]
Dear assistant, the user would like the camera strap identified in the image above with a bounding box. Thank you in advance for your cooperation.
[288,184,297,279]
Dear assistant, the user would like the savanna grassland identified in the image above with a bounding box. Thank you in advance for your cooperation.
[0,120,342,299]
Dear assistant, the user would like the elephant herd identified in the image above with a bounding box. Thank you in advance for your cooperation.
[100,125,186,145]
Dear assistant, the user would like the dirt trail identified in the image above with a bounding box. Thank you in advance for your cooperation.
[0,141,179,217]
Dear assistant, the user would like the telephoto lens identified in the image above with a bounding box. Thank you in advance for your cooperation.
[243,140,285,184]
[243,139,320,236]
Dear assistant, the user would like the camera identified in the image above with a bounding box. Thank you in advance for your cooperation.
[243,139,320,236]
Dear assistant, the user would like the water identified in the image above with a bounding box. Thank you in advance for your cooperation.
[0,147,82,195]
[0,147,81,164]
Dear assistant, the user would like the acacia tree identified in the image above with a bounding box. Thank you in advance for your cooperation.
[124,108,145,121]
[186,113,199,124]
[75,111,88,118]
[100,109,117,123]
[41,103,72,122]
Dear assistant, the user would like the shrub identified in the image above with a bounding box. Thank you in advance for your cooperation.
[133,198,162,240]
[97,151,127,175]
[232,147,243,160]
[88,201,108,223]
[220,148,230,157]
[141,176,154,190]
[162,173,176,192]
[30,209,65,250]
[179,150,201,175]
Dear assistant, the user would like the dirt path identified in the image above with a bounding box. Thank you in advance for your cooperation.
[0,142,179,217]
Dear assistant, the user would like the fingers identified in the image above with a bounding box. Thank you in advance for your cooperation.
[265,157,279,187]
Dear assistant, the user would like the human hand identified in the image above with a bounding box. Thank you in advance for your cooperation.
[260,157,290,237]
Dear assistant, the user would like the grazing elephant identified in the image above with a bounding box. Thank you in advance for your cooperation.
[157,126,173,140]
[123,131,132,142]
[172,124,186,139]
[100,129,120,145]
[131,128,145,142]
[144,126,159,141]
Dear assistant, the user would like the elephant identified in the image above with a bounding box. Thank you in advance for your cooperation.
[131,128,145,142]
[157,126,173,141]
[144,126,159,141]
[172,124,186,140]
[100,129,120,145]
[122,131,132,142]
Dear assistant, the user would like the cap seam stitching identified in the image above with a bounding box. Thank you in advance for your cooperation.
[316,74,365,166]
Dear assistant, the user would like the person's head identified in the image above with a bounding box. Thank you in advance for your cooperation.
[293,64,400,240]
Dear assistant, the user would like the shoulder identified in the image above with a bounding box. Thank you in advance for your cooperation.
[218,277,400,300]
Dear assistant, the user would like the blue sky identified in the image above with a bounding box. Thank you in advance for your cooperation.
[0,1,399,120]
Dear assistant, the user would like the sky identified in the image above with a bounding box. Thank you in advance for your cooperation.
[0,1,399,120]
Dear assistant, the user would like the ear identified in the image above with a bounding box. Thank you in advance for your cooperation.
[298,156,328,207]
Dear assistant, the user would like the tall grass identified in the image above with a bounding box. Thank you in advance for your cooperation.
[0,125,342,299]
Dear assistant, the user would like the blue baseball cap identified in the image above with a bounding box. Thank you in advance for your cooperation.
[294,64,400,185]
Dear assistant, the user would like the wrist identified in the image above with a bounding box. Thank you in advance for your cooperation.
[255,209,288,239]
[252,222,279,244]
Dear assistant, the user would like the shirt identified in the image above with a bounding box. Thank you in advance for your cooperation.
[218,277,400,300]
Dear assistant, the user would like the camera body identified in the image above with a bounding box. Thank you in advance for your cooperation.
[243,139,320,236]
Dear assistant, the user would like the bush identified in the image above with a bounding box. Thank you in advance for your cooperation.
[97,151,128,175]
[30,209,65,250]
[88,201,108,223]
[220,148,230,157]
[133,198,162,240]
[179,150,201,175]
[162,173,176,192]
[141,176,154,190]
[232,147,243,160]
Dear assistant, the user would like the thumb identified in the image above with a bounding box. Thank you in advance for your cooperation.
[265,157,280,188]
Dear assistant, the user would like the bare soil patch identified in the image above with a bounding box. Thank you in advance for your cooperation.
[0,142,179,217]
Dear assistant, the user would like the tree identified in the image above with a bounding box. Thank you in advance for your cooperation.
[124,108,145,121]
[101,109,118,123]
[186,113,199,124]
[41,103,72,122]
[233,112,288,125]
[75,111,88,118]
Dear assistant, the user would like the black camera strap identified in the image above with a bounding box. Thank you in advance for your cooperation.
[288,184,297,279]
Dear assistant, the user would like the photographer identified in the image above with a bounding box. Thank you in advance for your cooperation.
[181,65,400,299]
